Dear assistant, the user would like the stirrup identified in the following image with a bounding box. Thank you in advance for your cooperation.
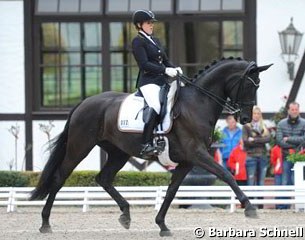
[140,143,158,157]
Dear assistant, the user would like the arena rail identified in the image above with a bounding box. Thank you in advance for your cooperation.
[1,185,305,213]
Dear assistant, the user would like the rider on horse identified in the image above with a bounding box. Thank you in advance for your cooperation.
[131,9,183,157]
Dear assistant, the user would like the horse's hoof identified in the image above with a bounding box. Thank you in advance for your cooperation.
[244,205,258,218]
[159,230,172,237]
[119,214,131,229]
[39,226,52,233]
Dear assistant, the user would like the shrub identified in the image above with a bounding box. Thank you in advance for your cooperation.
[21,171,41,187]
[0,171,29,187]
[113,171,171,186]
[0,171,171,187]
[65,171,98,186]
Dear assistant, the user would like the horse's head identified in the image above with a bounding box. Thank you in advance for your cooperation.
[183,58,272,125]
[227,61,272,124]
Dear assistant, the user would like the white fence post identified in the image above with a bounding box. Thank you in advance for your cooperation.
[7,187,14,213]
[294,162,305,212]
[155,187,163,211]
[230,192,236,213]
[82,189,89,213]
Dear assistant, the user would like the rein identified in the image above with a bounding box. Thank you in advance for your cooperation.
[178,74,240,114]
[177,61,258,115]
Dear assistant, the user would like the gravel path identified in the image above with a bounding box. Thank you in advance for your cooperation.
[0,206,304,240]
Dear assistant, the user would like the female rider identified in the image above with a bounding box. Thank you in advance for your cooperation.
[131,10,182,157]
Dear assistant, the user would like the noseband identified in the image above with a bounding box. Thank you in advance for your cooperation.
[178,61,260,115]
[233,61,259,108]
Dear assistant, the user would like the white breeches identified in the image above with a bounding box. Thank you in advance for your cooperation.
[140,84,161,114]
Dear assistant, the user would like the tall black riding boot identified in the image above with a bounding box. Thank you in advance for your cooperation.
[140,109,159,157]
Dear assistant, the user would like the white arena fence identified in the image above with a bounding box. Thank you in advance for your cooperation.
[1,185,305,213]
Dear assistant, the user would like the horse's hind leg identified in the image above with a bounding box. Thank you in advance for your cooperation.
[40,141,96,233]
[96,142,130,229]
[192,148,257,218]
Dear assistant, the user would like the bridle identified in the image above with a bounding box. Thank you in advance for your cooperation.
[178,61,260,115]
[233,61,259,108]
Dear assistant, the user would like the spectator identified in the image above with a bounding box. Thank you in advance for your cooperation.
[227,140,247,186]
[220,115,242,170]
[276,102,305,186]
[243,106,271,186]
[270,144,284,209]
[270,144,283,185]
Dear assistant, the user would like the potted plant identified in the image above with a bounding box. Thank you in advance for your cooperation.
[287,150,305,164]
[211,127,224,143]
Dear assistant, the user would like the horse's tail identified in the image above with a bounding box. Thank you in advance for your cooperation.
[29,103,81,200]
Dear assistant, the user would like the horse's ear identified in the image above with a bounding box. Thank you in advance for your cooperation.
[256,63,273,72]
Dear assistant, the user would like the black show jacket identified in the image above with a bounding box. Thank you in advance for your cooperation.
[132,32,175,88]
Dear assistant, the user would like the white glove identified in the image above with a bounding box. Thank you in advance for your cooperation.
[180,81,185,87]
[175,67,183,75]
[165,67,178,77]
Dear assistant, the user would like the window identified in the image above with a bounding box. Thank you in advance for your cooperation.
[109,21,170,93]
[222,0,243,10]
[179,0,199,12]
[40,22,102,108]
[106,0,173,14]
[201,0,221,11]
[177,0,244,13]
[37,0,103,14]
[178,21,243,77]
[37,0,58,12]
[222,21,243,57]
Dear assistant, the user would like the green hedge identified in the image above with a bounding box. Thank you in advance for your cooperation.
[0,171,171,187]
[0,171,29,187]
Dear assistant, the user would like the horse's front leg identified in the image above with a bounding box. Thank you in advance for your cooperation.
[191,147,257,218]
[155,163,192,237]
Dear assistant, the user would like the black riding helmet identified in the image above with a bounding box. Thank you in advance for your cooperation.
[132,10,157,26]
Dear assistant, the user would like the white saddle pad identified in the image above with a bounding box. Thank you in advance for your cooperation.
[118,82,177,134]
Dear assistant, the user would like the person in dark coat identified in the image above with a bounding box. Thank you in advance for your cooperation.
[131,10,182,157]
[276,102,305,185]
[276,101,305,209]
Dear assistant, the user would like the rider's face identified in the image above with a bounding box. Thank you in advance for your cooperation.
[141,21,154,35]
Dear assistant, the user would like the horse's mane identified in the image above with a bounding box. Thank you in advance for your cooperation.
[192,56,246,81]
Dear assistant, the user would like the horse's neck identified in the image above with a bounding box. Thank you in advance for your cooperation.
[195,74,226,100]
[188,75,226,127]
[181,79,224,129]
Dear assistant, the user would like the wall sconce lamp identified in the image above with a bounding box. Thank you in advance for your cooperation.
[278,18,303,80]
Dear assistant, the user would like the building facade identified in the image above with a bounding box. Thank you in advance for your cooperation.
[0,0,304,171]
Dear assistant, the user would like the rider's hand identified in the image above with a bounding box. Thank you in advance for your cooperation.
[175,67,183,75]
[165,67,178,77]
[180,81,185,87]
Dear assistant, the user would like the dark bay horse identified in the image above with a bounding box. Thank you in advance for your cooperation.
[30,58,272,236]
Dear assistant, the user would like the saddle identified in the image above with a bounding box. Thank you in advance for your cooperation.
[118,82,177,134]
[118,82,178,166]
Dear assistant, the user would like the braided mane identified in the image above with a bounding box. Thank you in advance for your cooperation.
[192,56,244,80]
